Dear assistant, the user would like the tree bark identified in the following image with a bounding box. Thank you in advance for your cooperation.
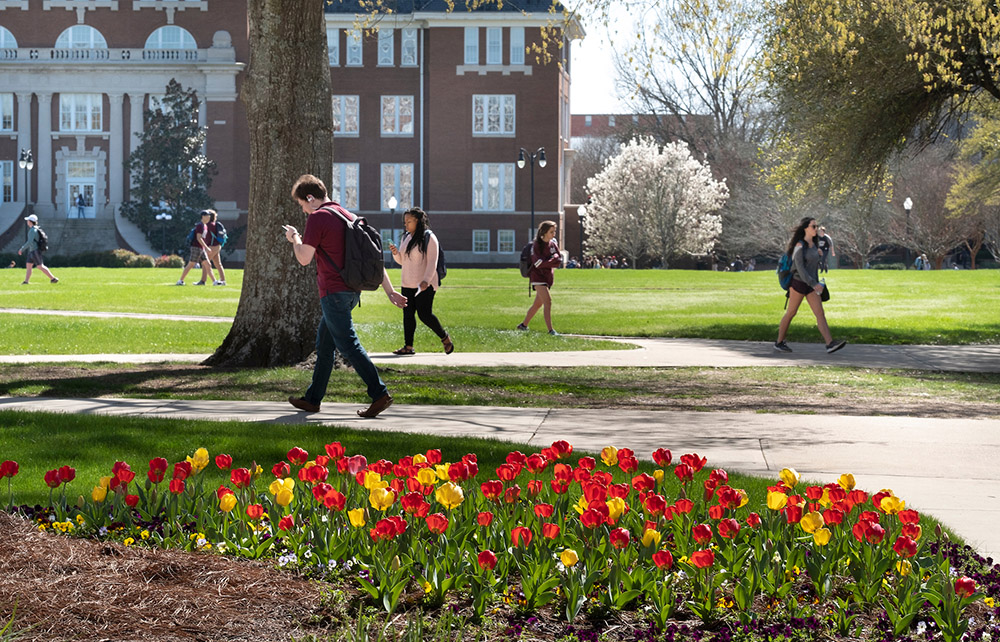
[205,0,333,367]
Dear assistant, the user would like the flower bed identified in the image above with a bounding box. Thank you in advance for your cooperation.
[2,443,998,640]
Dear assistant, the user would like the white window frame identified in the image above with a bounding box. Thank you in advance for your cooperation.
[464,27,478,64]
[472,94,515,136]
[55,25,107,49]
[331,163,359,210]
[380,95,414,137]
[472,163,514,212]
[346,29,362,66]
[472,229,490,254]
[509,27,524,65]
[1,161,12,203]
[0,93,12,131]
[401,27,417,67]
[380,163,414,212]
[59,93,103,132]
[498,229,515,253]
[378,28,393,66]
[0,26,18,49]
[144,26,196,50]
[326,28,340,66]
[486,27,502,65]
[332,95,359,136]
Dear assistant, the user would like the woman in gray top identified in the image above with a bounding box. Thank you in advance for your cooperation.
[17,214,58,285]
[774,217,845,354]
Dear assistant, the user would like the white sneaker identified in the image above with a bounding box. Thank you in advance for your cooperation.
[213,280,226,286]
[175,280,185,286]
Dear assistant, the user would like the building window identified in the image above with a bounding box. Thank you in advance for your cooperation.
[0,93,12,131]
[378,28,393,66]
[472,163,514,212]
[464,27,478,64]
[585,115,592,127]
[401,27,417,66]
[381,228,404,251]
[332,95,359,136]
[472,229,490,253]
[381,163,413,211]
[346,29,362,66]
[331,163,359,210]
[510,27,524,65]
[326,28,339,66]
[609,115,616,127]
[0,26,17,49]
[381,96,414,136]
[59,94,103,132]
[68,160,96,179]
[1,161,12,203]
[55,25,107,49]
[498,229,515,253]
[472,95,515,136]
[486,27,501,64]
[144,26,196,49]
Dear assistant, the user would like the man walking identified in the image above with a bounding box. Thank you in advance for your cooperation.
[284,174,407,418]
[816,226,835,273]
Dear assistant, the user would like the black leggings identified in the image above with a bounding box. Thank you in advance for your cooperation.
[401,286,447,346]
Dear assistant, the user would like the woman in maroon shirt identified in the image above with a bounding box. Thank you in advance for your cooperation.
[517,220,562,335]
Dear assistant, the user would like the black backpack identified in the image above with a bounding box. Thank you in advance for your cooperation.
[519,242,533,278]
[35,227,49,252]
[315,205,385,291]
[424,230,447,282]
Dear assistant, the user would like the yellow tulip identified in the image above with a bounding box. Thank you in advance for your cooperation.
[369,487,396,511]
[560,549,579,567]
[896,560,912,577]
[819,488,832,508]
[435,464,451,481]
[268,479,282,496]
[641,529,661,548]
[187,447,210,474]
[573,495,589,515]
[348,508,366,528]
[813,528,832,546]
[92,485,108,503]
[606,496,626,523]
[601,446,618,467]
[735,488,749,508]
[435,481,465,509]
[767,490,788,511]
[412,454,427,464]
[275,488,294,507]
[219,494,237,513]
[416,468,437,486]
[881,495,905,515]
[653,469,664,484]
[269,477,294,496]
[838,473,856,491]
[99,475,113,489]
[800,511,825,534]
[779,468,799,488]
[363,471,384,490]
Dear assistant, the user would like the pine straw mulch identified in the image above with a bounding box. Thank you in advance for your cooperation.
[0,512,340,642]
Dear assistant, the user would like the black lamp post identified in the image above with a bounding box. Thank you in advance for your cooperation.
[18,148,33,215]
[517,146,546,237]
[155,212,172,255]
[386,195,397,254]
[577,204,587,259]
[903,197,913,269]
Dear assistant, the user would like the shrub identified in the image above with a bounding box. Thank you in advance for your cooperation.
[870,262,907,270]
[126,254,156,268]
[155,254,185,268]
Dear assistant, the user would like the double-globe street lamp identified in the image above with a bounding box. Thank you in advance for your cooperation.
[903,197,913,269]
[18,149,33,215]
[155,212,172,255]
[516,147,546,237]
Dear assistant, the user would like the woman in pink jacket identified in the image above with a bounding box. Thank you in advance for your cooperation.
[388,207,453,355]
[517,220,562,335]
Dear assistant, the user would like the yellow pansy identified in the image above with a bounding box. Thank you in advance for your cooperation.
[799,511,825,534]
[896,560,912,577]
[187,447,210,474]
[435,464,451,481]
[985,597,996,608]
[348,508,366,528]
[881,495,905,515]
[812,528,832,546]
[140,529,150,540]
[573,496,589,515]
[435,481,465,509]
[766,490,788,511]
[779,468,799,488]
[275,488,294,507]
[641,529,661,548]
[601,447,618,467]
[416,468,437,486]
[123,537,135,546]
[560,549,579,567]
[838,473,856,491]
[606,496,626,523]
[219,494,237,513]
[413,454,427,464]
[92,485,108,503]
[369,487,396,511]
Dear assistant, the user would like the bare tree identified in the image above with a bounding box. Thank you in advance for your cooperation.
[824,196,893,269]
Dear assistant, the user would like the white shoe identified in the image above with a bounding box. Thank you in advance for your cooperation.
[213,280,226,286]
[175,280,185,286]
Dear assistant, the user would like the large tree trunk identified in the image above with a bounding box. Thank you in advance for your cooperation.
[206,0,333,367]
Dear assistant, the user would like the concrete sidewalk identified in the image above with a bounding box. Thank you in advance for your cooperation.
[2,395,999,560]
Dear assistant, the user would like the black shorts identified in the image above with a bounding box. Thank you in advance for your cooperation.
[790,278,813,295]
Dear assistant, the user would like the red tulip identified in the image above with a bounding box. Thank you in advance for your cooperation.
[496,463,519,481]
[278,515,295,532]
[0,460,19,478]
[478,550,498,570]
[674,464,694,483]
[822,508,845,526]
[425,449,442,465]
[674,499,693,514]
[708,505,725,520]
[718,518,740,539]
[526,453,548,474]
[401,492,429,516]
[147,457,167,483]
[680,453,707,472]
[168,478,185,494]
[550,479,571,495]
[448,461,470,482]
[690,549,715,568]
[217,485,235,499]
[806,485,824,501]
[892,536,918,558]
[116,467,136,485]
[848,489,868,506]
[215,454,233,470]
[534,503,554,518]
[477,511,494,527]
[504,485,521,504]
[692,523,713,545]
[898,509,921,524]
[618,456,639,474]
[324,442,345,460]
[526,479,543,497]
[323,489,346,511]
[230,468,252,489]
[287,447,309,466]
[246,504,264,520]
[583,481,608,504]
[311,483,332,503]
[172,461,191,481]
[902,523,922,541]
[511,526,533,548]
[125,494,139,507]
[631,473,656,493]
[272,461,291,478]
[955,576,976,598]
[580,508,604,529]
[652,448,672,467]
[43,469,61,488]
[652,549,674,569]
[542,523,561,540]
[577,456,596,470]
[746,513,762,528]
[426,513,449,535]
[57,465,76,484]
[784,505,803,524]
[609,527,631,549]
[644,494,667,517]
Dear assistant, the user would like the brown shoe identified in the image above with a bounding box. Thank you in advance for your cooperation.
[357,393,393,418]
[288,396,320,413]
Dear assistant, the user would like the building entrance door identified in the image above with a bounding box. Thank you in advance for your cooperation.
[67,182,95,219]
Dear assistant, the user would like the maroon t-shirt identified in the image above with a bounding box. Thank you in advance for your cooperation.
[302,202,354,295]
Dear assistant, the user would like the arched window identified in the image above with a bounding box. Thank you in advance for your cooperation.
[0,27,17,50]
[55,25,107,49]
[144,26,196,50]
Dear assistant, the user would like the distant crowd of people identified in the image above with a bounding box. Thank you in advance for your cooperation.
[566,255,630,269]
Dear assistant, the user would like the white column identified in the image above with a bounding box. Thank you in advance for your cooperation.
[128,92,144,188]
[108,93,124,209]
[36,93,54,212]
[15,92,31,205]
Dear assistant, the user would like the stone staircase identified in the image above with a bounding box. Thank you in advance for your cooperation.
[2,218,120,256]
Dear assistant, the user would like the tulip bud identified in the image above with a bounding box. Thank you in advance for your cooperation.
[76,495,85,509]
[935,523,943,538]
[391,555,401,572]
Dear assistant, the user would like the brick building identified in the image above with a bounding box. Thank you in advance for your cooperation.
[0,0,581,266]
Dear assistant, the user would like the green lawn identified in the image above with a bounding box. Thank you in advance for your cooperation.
[1,268,997,353]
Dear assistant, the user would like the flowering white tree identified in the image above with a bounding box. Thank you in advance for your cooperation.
[585,137,728,267]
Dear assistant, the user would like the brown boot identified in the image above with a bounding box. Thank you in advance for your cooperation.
[288,396,320,413]
[357,393,393,418]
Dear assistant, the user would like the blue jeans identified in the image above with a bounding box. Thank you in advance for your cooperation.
[304,291,387,405]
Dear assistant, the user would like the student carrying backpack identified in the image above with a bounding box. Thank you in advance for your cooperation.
[35,227,49,253]
[314,204,385,291]
[777,253,793,309]
[212,220,228,246]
